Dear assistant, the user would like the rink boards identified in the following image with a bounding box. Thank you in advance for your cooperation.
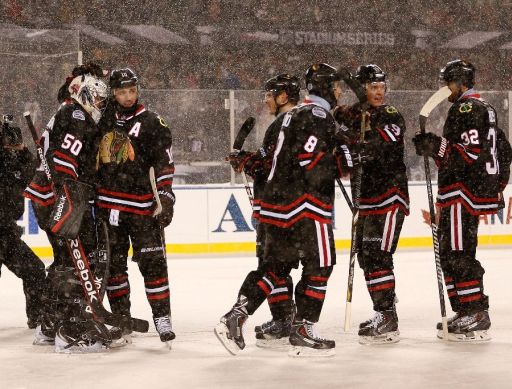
[19,182,512,257]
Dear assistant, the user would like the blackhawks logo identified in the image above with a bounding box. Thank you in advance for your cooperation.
[459,102,473,113]
[386,106,398,114]
[96,130,135,169]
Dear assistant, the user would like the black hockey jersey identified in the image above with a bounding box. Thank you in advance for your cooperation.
[434,91,512,215]
[334,103,409,216]
[24,101,99,209]
[259,98,337,228]
[243,113,285,220]
[96,104,174,216]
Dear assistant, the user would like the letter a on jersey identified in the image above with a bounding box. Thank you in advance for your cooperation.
[129,122,141,137]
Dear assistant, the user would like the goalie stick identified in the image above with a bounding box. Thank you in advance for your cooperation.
[24,111,149,333]
[232,117,256,206]
[418,86,451,340]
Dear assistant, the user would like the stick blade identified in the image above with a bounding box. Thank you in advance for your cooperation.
[419,86,451,118]
[233,116,255,150]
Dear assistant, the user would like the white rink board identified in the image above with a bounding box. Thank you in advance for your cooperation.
[19,183,512,256]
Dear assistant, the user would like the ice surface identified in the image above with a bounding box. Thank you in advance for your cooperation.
[1,248,511,389]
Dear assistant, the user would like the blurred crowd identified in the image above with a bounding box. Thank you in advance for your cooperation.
[1,0,512,183]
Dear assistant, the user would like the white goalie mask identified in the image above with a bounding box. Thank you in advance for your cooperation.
[69,74,109,124]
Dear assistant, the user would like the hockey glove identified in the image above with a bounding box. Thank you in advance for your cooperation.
[157,190,175,227]
[227,150,254,174]
[413,132,447,159]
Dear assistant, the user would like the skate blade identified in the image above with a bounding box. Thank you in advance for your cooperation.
[446,330,491,342]
[110,334,132,349]
[359,331,400,345]
[33,338,55,346]
[214,323,242,356]
[255,337,290,350]
[288,346,335,358]
[165,340,173,350]
[54,344,108,354]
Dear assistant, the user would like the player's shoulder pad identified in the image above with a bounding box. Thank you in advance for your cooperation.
[380,104,400,115]
[72,109,86,121]
[312,106,327,119]
[146,110,168,128]
[454,98,488,118]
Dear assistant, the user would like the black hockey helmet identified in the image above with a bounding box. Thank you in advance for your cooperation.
[305,63,341,107]
[355,64,387,84]
[264,74,301,103]
[439,59,475,88]
[109,68,139,89]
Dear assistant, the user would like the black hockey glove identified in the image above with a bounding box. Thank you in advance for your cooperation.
[157,190,175,227]
[351,140,378,166]
[413,132,447,159]
[227,151,257,174]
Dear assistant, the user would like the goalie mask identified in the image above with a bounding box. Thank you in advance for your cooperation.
[69,75,108,124]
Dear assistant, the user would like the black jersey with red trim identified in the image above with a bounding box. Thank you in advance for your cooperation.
[24,101,99,208]
[259,98,337,228]
[243,113,285,219]
[434,91,512,215]
[96,104,174,215]
[334,103,409,216]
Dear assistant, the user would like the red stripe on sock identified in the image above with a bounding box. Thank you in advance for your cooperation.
[257,280,271,295]
[455,280,479,288]
[368,270,391,278]
[459,294,482,303]
[268,295,289,304]
[145,277,168,286]
[108,289,129,298]
[305,290,325,300]
[368,282,395,292]
[147,291,170,300]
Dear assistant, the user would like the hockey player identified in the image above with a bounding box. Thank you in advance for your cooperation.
[96,68,175,345]
[216,64,342,357]
[0,117,46,329]
[227,74,300,347]
[335,64,409,344]
[413,59,512,341]
[25,64,111,352]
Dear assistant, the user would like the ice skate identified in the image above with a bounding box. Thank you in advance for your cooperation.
[358,310,399,345]
[33,316,56,346]
[214,296,248,355]
[109,326,132,348]
[436,312,460,339]
[255,318,292,349]
[446,310,491,342]
[33,324,55,346]
[153,315,175,349]
[54,324,108,354]
[288,320,335,357]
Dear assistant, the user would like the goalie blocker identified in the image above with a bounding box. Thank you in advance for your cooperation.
[48,179,94,239]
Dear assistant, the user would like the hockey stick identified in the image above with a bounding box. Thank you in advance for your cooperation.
[149,166,167,258]
[418,86,451,340]
[232,117,256,206]
[344,107,368,332]
[149,166,162,216]
[24,112,149,333]
[336,178,354,213]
